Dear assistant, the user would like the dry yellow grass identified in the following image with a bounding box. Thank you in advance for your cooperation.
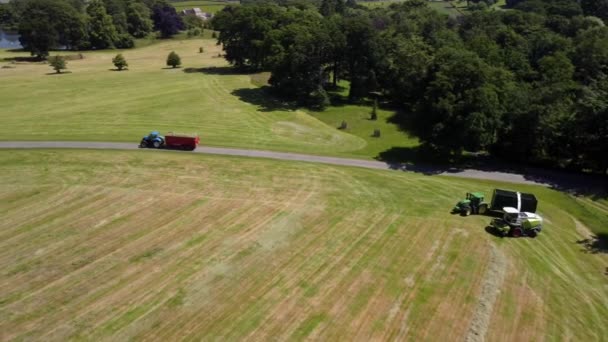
[0,150,607,340]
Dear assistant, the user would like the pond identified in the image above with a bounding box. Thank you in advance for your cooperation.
[0,28,22,49]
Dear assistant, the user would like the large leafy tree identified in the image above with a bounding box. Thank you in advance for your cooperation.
[268,11,331,106]
[87,0,119,49]
[581,0,608,23]
[342,11,379,100]
[126,0,153,38]
[18,0,87,58]
[151,1,184,38]
[102,0,128,33]
[416,48,510,153]
[212,4,284,69]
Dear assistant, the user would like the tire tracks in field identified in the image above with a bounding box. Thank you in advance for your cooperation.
[465,244,507,342]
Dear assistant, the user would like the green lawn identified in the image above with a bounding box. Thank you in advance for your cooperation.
[0,38,417,160]
[359,0,407,9]
[0,149,606,340]
[427,1,463,17]
[170,0,234,13]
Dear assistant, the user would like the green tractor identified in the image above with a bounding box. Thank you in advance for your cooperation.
[452,192,489,216]
[490,207,543,238]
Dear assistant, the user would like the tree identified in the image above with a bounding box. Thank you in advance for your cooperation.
[267,11,330,106]
[152,2,184,38]
[17,0,87,58]
[416,48,509,153]
[320,0,345,16]
[0,4,18,30]
[48,55,67,73]
[126,1,153,38]
[102,0,128,33]
[112,53,128,70]
[581,0,608,23]
[370,98,378,120]
[343,12,379,100]
[166,51,181,68]
[87,0,119,49]
[212,4,285,69]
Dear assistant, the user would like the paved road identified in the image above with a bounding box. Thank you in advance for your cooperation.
[0,141,605,191]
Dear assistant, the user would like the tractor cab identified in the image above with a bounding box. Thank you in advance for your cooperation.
[467,192,484,205]
[140,131,165,148]
[453,192,488,216]
[502,207,521,225]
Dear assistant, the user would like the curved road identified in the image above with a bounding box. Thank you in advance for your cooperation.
[0,141,605,190]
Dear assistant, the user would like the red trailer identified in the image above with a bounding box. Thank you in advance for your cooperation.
[165,132,200,150]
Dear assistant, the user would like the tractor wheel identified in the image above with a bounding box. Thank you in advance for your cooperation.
[139,140,147,148]
[464,207,471,216]
[153,141,161,148]
[511,227,523,238]
[528,229,538,238]
[478,204,488,215]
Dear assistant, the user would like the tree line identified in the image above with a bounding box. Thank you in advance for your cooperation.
[212,0,608,174]
[0,0,185,58]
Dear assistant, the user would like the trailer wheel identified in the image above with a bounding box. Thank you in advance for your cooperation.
[478,204,488,215]
[511,227,523,238]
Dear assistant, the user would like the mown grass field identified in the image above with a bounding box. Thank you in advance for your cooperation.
[170,0,234,13]
[0,39,418,159]
[0,150,607,340]
[427,1,463,17]
[359,0,407,9]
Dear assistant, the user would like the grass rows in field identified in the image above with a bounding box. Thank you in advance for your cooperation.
[0,150,606,340]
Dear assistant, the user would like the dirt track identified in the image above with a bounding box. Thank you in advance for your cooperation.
[0,141,604,189]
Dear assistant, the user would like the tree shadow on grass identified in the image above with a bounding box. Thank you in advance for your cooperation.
[2,56,45,63]
[45,71,73,75]
[231,87,298,112]
[576,234,608,254]
[183,66,257,75]
[378,109,608,198]
[108,68,128,71]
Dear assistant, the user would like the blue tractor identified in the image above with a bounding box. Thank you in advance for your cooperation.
[139,131,165,148]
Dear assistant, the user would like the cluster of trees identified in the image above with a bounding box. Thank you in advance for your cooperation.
[1,0,184,58]
[213,0,608,173]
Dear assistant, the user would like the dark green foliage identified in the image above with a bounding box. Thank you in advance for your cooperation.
[112,53,128,70]
[17,0,87,57]
[187,28,202,37]
[581,0,608,23]
[114,33,134,48]
[103,0,128,33]
[212,0,608,173]
[371,99,377,120]
[87,0,119,49]
[212,4,285,69]
[12,0,155,52]
[48,55,67,73]
[0,4,18,30]
[126,1,153,38]
[183,14,204,29]
[151,2,184,38]
[166,51,181,68]
[320,0,345,16]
